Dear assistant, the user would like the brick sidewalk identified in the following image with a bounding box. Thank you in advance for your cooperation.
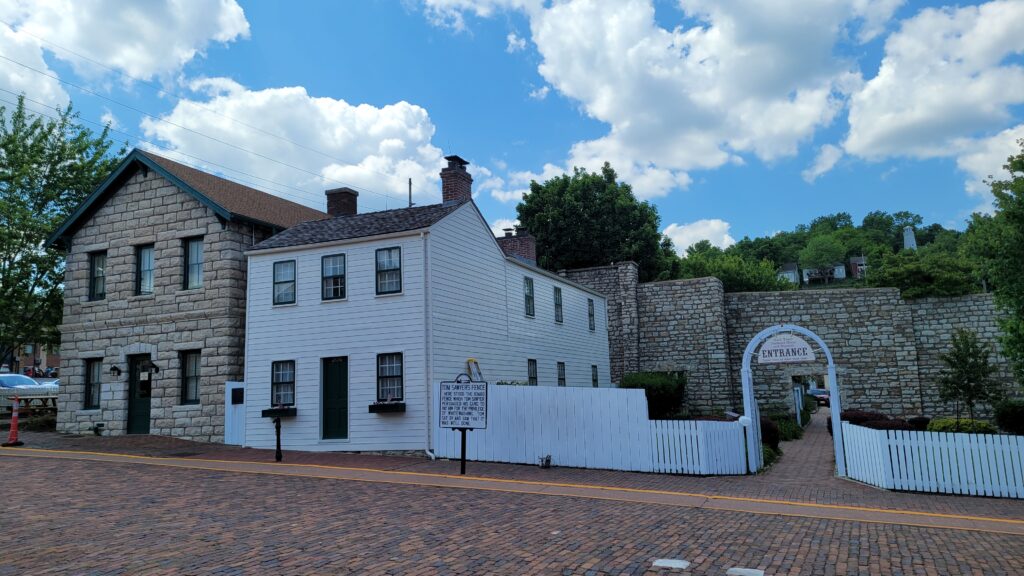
[14,410,1024,521]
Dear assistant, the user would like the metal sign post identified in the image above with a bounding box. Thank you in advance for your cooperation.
[439,374,488,475]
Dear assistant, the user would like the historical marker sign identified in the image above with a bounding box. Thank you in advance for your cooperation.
[439,380,488,429]
[758,333,816,364]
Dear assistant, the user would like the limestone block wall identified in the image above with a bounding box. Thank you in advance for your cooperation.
[637,278,733,411]
[57,169,273,441]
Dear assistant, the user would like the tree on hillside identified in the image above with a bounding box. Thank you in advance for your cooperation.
[868,247,978,298]
[969,139,1024,384]
[0,96,124,364]
[680,246,792,292]
[798,234,845,283]
[516,163,674,281]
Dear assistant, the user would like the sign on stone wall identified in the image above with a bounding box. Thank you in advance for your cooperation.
[758,333,816,364]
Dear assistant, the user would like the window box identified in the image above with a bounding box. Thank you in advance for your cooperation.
[368,401,406,414]
[261,407,297,418]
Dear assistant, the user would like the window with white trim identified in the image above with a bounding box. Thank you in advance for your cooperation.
[376,247,402,295]
[88,252,106,301]
[183,237,204,289]
[321,254,346,300]
[377,353,403,401]
[273,260,296,305]
[136,244,154,295]
[271,361,295,406]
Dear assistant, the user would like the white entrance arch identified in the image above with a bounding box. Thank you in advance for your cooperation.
[740,324,845,476]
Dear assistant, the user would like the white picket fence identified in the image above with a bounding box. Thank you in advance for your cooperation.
[432,383,747,475]
[843,422,1024,498]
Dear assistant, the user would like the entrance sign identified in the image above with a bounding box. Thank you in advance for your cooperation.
[439,381,488,429]
[758,334,816,364]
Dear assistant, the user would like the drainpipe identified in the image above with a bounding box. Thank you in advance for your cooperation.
[422,230,436,460]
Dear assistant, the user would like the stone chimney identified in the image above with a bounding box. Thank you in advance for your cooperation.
[326,187,358,217]
[441,154,473,204]
[497,226,537,266]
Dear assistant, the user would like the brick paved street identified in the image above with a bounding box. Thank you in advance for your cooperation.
[2,451,1023,575]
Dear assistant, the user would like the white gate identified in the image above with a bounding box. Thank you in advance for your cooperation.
[224,381,245,445]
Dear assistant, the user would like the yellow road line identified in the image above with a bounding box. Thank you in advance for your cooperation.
[3,446,1023,529]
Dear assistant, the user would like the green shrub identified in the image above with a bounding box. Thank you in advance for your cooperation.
[768,414,804,441]
[994,400,1024,435]
[926,417,999,434]
[761,444,781,468]
[760,416,781,451]
[907,416,931,431]
[621,371,686,419]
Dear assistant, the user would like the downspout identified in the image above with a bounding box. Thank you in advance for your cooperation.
[422,230,436,460]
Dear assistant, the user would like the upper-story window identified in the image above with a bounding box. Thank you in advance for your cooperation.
[136,244,154,295]
[557,362,566,387]
[527,359,538,386]
[271,360,295,406]
[322,254,346,300]
[88,252,106,301]
[377,353,404,401]
[273,261,296,305]
[588,298,596,331]
[376,247,402,295]
[183,237,204,289]
[554,287,563,323]
[524,277,535,317]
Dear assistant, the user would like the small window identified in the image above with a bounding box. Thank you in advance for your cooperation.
[554,287,563,323]
[183,237,204,289]
[273,261,296,305]
[527,359,537,386]
[88,252,106,301]
[271,361,295,406]
[136,244,154,295]
[321,254,346,300]
[84,359,102,409]
[377,353,404,401]
[180,351,201,405]
[376,247,402,295]
[588,298,596,331]
[557,362,566,387]
[524,277,535,317]
[591,365,599,388]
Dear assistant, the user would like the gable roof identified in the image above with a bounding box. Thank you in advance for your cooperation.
[249,201,464,251]
[46,148,327,248]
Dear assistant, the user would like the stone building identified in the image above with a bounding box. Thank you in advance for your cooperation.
[564,262,1017,417]
[46,149,325,440]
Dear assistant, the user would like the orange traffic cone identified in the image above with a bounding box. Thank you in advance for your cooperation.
[3,396,24,447]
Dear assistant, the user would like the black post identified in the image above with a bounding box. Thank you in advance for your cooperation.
[274,417,282,462]
[459,427,467,475]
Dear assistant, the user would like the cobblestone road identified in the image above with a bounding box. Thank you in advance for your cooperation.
[2,455,1022,575]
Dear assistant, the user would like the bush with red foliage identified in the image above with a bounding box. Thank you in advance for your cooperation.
[861,419,914,431]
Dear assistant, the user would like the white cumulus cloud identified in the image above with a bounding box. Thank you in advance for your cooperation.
[663,219,736,254]
[141,78,446,212]
[802,144,844,183]
[506,32,527,53]
[954,124,1024,212]
[528,85,549,100]
[489,217,520,237]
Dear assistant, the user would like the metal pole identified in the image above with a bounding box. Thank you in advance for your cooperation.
[459,428,467,475]
[274,417,282,462]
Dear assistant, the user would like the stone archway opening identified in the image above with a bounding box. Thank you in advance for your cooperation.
[740,324,845,476]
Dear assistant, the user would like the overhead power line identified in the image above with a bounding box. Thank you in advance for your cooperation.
[0,53,406,204]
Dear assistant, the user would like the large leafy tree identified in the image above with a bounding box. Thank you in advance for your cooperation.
[680,241,791,292]
[938,329,1003,423]
[798,234,845,282]
[0,96,124,364]
[516,163,673,281]
[867,246,979,298]
[968,139,1024,384]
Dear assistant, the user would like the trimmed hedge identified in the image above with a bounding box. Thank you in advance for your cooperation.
[907,416,931,431]
[862,419,914,431]
[926,417,999,434]
[994,400,1024,435]
[621,371,687,419]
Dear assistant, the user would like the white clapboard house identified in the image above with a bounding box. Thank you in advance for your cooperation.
[240,156,611,452]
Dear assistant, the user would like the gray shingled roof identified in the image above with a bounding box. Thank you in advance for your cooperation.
[250,201,464,250]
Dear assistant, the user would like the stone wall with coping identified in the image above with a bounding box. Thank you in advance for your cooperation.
[57,169,273,441]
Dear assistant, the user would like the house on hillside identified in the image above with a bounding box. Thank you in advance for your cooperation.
[802,263,847,284]
[45,149,326,440]
[848,256,868,279]
[240,156,611,452]
[777,262,800,285]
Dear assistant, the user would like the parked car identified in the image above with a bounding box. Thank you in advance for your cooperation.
[0,374,39,388]
[808,387,830,406]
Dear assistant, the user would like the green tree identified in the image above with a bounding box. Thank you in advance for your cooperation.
[976,139,1024,383]
[0,96,124,364]
[516,163,671,281]
[798,234,845,282]
[938,329,1003,423]
[867,247,978,298]
[680,243,792,292]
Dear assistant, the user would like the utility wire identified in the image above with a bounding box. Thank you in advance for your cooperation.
[0,17,408,186]
[0,53,405,203]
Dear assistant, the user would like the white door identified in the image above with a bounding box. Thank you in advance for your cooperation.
[224,381,245,445]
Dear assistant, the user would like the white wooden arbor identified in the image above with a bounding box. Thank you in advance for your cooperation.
[740,324,846,476]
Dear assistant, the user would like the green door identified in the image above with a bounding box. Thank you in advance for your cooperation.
[322,357,348,439]
[127,355,152,434]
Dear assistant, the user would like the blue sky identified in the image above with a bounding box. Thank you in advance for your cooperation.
[2,0,1022,251]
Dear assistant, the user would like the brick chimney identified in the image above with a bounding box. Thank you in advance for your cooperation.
[496,226,537,266]
[441,154,473,204]
[325,187,358,217]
